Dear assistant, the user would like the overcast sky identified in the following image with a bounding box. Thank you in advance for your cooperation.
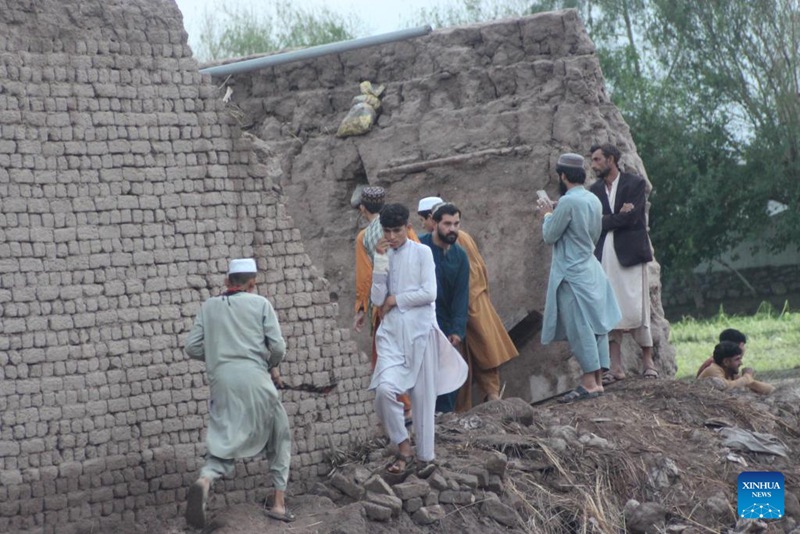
[174,0,438,55]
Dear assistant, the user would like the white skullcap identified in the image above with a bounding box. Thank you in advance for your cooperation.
[418,196,444,212]
[227,258,257,275]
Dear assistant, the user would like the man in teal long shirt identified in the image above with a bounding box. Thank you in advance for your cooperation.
[420,203,470,412]
[184,258,295,527]
[536,153,621,402]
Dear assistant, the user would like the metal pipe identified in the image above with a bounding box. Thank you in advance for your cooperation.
[199,26,433,77]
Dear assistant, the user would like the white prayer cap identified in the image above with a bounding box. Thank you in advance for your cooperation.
[418,196,444,213]
[227,258,257,275]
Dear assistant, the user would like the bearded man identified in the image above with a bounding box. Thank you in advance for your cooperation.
[419,202,470,413]
[589,143,657,383]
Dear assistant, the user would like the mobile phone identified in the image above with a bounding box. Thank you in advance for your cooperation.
[536,190,551,202]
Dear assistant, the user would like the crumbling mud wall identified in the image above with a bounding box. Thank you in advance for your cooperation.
[0,1,373,532]
[211,10,676,402]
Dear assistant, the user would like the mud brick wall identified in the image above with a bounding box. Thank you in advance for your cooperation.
[0,1,372,532]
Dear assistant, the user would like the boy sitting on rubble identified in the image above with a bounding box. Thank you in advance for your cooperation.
[697,340,774,395]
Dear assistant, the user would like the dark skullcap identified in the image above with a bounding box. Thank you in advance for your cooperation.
[557,153,585,169]
[360,186,385,204]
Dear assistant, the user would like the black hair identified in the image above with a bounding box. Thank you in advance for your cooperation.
[228,273,256,286]
[719,328,747,345]
[712,340,743,366]
[555,165,586,184]
[590,143,622,166]
[379,203,409,228]
[431,203,461,223]
[418,210,433,219]
[361,199,384,215]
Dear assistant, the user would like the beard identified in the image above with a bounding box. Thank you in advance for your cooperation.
[438,228,458,245]
[558,179,568,196]
[594,166,609,179]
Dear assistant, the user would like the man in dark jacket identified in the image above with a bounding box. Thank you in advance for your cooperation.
[589,144,656,383]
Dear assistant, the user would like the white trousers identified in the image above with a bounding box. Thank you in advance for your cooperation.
[373,337,438,462]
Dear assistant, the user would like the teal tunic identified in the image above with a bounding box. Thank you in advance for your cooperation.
[541,187,621,344]
[185,292,288,459]
[420,234,470,340]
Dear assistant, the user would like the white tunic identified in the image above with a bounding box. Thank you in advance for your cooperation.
[601,178,650,330]
[369,240,467,395]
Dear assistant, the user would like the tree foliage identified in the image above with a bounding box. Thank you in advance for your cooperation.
[410,0,800,278]
[196,1,359,61]
[404,0,534,27]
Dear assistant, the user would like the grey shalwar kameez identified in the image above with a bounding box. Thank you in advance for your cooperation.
[185,291,291,490]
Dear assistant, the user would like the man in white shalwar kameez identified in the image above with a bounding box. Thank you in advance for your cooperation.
[184,258,295,528]
[369,203,467,473]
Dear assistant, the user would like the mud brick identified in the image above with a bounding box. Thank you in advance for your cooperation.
[393,479,430,500]
[363,501,392,522]
[366,492,402,517]
[412,505,446,526]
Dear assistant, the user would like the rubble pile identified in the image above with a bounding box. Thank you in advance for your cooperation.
[187,378,800,534]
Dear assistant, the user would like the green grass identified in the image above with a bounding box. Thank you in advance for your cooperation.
[670,301,800,379]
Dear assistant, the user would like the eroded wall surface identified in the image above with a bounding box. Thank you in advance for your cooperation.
[214,10,676,402]
[0,1,372,532]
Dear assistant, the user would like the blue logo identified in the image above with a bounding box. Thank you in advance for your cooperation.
[738,471,784,519]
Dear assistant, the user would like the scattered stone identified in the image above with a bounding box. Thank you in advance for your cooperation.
[500,491,524,513]
[393,479,431,500]
[412,505,446,525]
[623,499,641,517]
[448,478,460,491]
[625,501,668,534]
[363,475,395,497]
[486,474,503,494]
[665,524,692,533]
[330,472,366,500]
[403,497,423,514]
[424,490,439,507]
[354,467,371,485]
[450,472,479,489]
[548,425,578,442]
[539,437,569,453]
[578,432,611,449]
[705,491,731,517]
[485,452,508,478]
[648,457,680,489]
[731,518,768,533]
[466,467,490,488]
[363,501,392,522]
[381,468,413,486]
[786,491,800,520]
[481,491,500,503]
[366,492,402,518]
[309,482,342,501]
[438,490,475,505]
[428,472,448,491]
[481,498,520,528]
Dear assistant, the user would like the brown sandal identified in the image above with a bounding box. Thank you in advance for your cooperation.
[386,453,414,474]
[643,368,659,380]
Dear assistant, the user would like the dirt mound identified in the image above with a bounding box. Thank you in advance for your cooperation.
[145,378,800,533]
